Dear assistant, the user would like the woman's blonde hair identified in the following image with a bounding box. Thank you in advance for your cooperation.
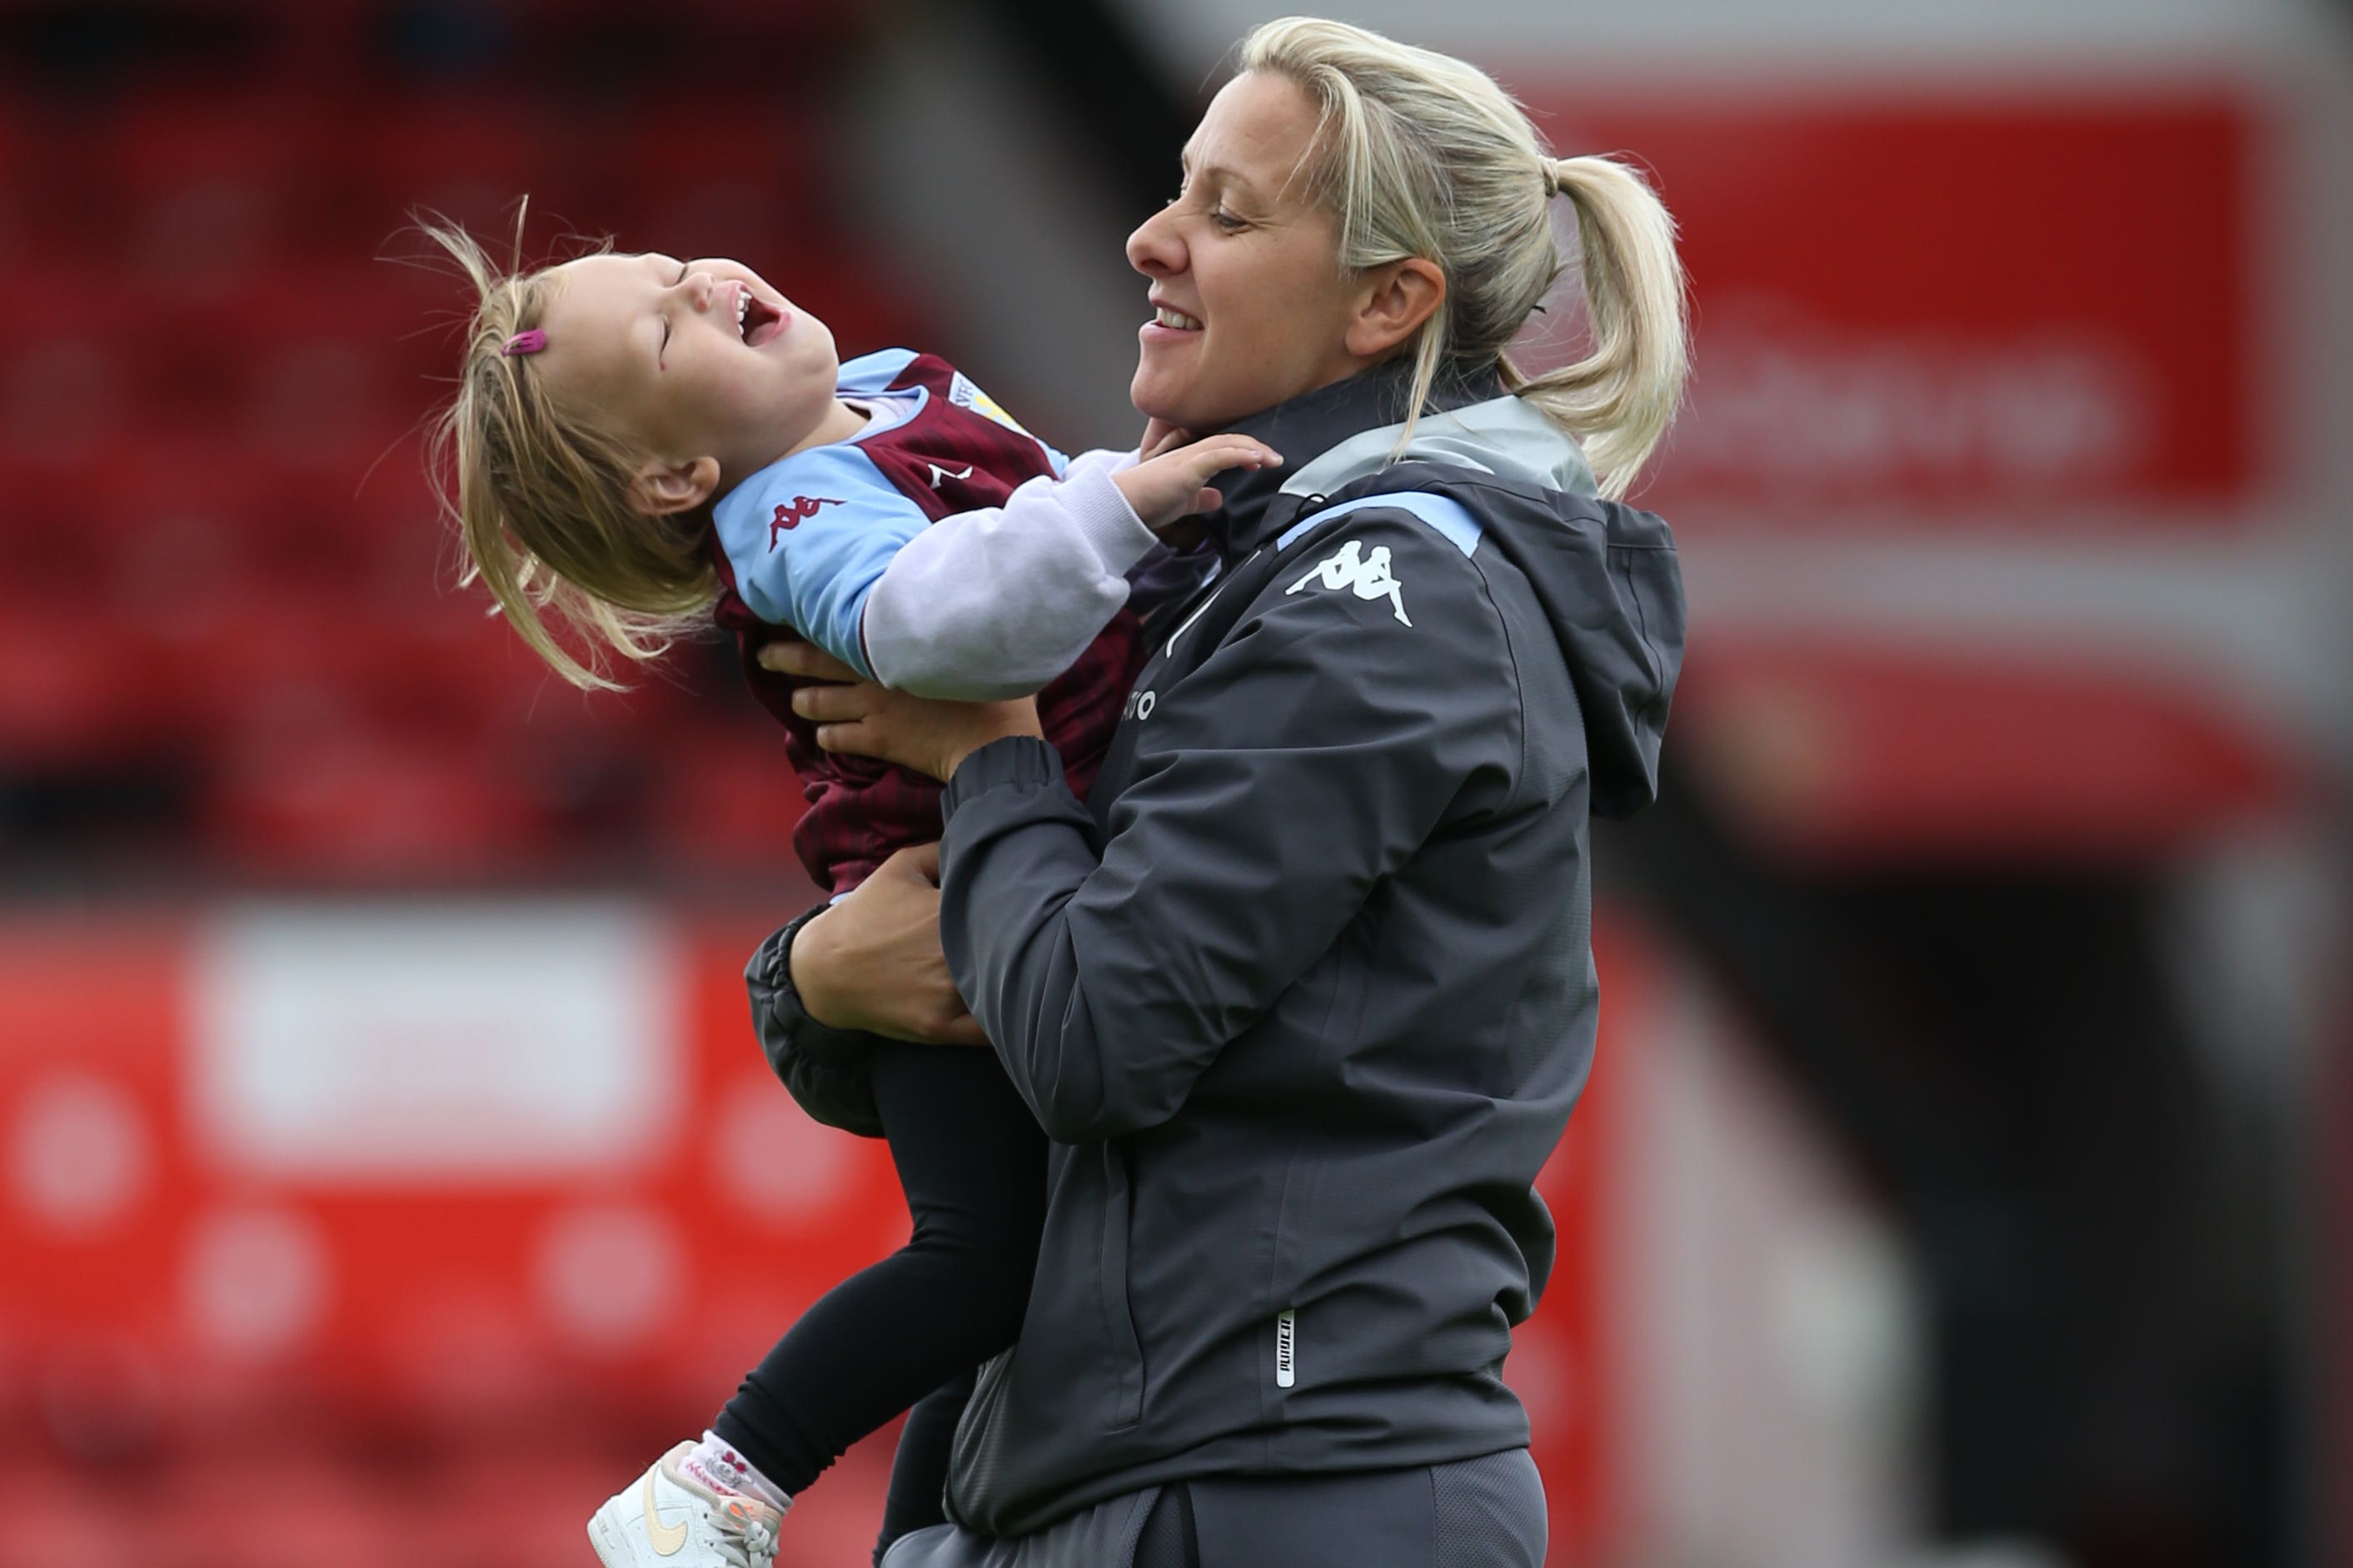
[1238,17,1690,500]
[421,213,718,691]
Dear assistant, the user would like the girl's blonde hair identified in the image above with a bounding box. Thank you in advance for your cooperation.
[421,214,718,691]
[1238,17,1691,500]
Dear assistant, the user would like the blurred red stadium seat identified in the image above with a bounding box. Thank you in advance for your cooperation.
[644,728,811,874]
[200,724,560,879]
[0,606,169,765]
[108,93,317,278]
[1,466,114,591]
[355,98,561,246]
[121,266,442,463]
[0,308,132,465]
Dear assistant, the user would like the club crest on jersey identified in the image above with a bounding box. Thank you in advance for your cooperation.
[1286,538,1412,626]
[948,372,1034,438]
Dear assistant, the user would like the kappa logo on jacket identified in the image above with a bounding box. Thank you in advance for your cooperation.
[1285,538,1412,626]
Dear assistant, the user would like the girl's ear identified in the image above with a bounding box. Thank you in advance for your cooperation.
[1344,257,1447,360]
[631,455,722,517]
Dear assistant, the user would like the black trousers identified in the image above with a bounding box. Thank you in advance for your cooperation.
[712,1041,1049,1563]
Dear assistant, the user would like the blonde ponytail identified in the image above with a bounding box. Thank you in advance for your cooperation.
[1513,155,1689,500]
[1239,17,1690,500]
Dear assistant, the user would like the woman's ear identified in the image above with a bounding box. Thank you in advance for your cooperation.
[631,455,721,517]
[1344,257,1447,360]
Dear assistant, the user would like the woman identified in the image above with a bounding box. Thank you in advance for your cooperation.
[763,17,1687,1566]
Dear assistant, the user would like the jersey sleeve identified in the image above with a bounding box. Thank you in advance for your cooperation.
[860,449,1159,700]
[710,443,933,679]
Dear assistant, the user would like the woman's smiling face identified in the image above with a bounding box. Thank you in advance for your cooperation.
[1125,72,1372,432]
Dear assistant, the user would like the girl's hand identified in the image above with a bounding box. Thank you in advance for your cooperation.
[791,842,987,1046]
[1139,418,1194,458]
[760,641,1043,783]
[1112,433,1280,535]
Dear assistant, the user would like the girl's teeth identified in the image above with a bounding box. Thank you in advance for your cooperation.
[1155,306,1202,331]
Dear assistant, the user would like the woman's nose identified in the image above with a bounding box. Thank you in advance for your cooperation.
[1126,208,1183,277]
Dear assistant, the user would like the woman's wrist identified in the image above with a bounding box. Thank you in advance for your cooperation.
[785,903,850,1029]
[940,713,1044,782]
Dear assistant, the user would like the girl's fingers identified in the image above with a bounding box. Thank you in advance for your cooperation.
[1177,450,1242,483]
[1214,436,1278,460]
[1194,440,1278,477]
[1189,486,1222,513]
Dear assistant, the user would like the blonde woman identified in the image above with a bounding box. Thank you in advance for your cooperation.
[767,18,1690,1566]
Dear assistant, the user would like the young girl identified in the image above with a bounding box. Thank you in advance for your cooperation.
[423,225,1276,1568]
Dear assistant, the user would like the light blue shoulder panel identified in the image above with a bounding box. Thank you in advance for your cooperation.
[835,348,920,398]
[1274,490,1484,558]
[710,441,931,679]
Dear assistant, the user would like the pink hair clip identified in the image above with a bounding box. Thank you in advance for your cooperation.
[501,328,547,357]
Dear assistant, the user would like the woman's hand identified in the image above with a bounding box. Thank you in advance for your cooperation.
[1112,432,1279,535]
[760,641,1043,783]
[791,842,988,1046]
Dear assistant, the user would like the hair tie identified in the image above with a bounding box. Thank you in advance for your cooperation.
[501,328,547,357]
[1541,163,1562,198]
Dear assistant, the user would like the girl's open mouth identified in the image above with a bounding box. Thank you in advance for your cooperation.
[739,291,788,347]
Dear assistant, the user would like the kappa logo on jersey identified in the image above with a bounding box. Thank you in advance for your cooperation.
[926,462,975,489]
[946,372,1034,438]
[770,495,843,549]
[1286,538,1412,626]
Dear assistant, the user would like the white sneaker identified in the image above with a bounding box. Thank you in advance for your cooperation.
[588,1442,784,1568]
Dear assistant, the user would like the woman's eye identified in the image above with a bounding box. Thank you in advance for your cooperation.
[1210,208,1246,231]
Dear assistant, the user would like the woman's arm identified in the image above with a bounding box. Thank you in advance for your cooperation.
[775,511,1522,1142]
[786,844,989,1046]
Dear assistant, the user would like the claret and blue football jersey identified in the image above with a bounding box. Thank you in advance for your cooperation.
[707,351,1146,893]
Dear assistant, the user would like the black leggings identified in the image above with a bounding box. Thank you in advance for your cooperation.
[711,1042,1048,1562]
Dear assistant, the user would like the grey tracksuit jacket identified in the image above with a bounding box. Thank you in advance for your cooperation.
[931,360,1686,1538]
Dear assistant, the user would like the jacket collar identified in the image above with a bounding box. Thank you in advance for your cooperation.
[1204,356,1507,559]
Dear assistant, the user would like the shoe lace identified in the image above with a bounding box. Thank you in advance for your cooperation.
[713,1496,780,1568]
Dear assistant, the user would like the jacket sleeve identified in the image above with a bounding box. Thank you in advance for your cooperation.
[860,449,1159,700]
[938,513,1521,1144]
[744,900,885,1138]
